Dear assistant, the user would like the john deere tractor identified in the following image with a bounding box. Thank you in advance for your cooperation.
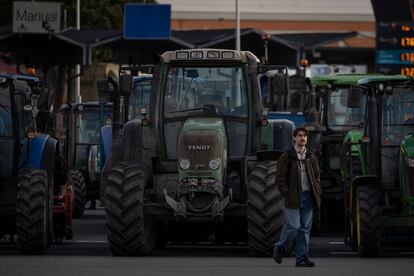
[103,49,291,256]
[340,75,414,257]
[308,74,377,230]
[0,74,74,254]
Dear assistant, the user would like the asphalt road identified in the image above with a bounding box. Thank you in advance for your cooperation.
[1,207,414,276]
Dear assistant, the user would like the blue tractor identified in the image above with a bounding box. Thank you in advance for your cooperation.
[59,101,113,215]
[0,74,74,254]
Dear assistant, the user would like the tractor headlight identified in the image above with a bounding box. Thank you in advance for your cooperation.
[406,157,414,167]
[208,159,220,170]
[179,159,191,170]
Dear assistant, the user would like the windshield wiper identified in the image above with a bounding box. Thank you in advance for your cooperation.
[167,107,206,114]
[168,104,219,114]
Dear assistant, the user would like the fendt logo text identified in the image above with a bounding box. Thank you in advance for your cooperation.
[187,145,212,150]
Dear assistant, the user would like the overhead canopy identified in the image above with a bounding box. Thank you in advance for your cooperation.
[0,26,362,67]
[90,32,192,65]
[273,32,359,50]
[0,26,87,66]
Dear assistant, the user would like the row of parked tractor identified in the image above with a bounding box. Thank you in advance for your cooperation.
[1,49,414,258]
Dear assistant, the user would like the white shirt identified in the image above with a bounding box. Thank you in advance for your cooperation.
[294,145,311,192]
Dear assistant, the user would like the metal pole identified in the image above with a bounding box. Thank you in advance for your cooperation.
[75,0,81,103]
[235,0,240,50]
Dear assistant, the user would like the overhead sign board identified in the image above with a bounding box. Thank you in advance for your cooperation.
[13,1,61,34]
[376,21,414,76]
[124,4,171,40]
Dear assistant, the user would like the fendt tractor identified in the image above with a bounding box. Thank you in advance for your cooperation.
[340,75,414,257]
[0,74,74,254]
[102,49,294,256]
[308,75,372,230]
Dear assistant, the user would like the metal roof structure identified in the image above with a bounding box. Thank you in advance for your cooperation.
[0,27,360,66]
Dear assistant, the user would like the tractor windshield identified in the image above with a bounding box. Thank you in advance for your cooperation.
[75,109,112,144]
[128,78,151,120]
[74,109,111,168]
[326,87,365,130]
[164,66,247,118]
[381,87,414,145]
[163,65,249,159]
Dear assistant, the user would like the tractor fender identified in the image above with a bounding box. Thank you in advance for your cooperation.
[120,119,144,163]
[27,134,49,170]
[40,136,59,188]
[27,134,59,190]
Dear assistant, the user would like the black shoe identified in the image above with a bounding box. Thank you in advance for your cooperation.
[272,247,283,264]
[296,257,315,267]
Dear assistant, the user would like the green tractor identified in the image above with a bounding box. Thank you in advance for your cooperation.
[340,75,414,257]
[102,49,291,256]
[309,74,374,230]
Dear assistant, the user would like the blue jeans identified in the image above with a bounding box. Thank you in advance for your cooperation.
[275,191,313,262]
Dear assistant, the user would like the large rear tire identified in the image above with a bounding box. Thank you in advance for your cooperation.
[357,183,381,257]
[68,169,87,218]
[16,168,48,254]
[105,162,156,256]
[247,161,284,256]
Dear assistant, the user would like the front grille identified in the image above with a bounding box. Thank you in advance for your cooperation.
[178,129,223,170]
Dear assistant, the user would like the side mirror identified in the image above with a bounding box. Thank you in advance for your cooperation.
[119,74,133,97]
[97,80,111,104]
[347,86,363,108]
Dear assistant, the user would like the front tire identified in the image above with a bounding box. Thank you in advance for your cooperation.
[105,162,156,256]
[356,183,381,257]
[247,161,284,256]
[16,168,49,254]
[67,169,87,218]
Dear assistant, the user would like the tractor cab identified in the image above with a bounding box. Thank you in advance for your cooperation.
[340,75,414,257]
[0,74,40,179]
[260,65,307,127]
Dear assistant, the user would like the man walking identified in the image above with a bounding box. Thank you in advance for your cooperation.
[273,127,321,267]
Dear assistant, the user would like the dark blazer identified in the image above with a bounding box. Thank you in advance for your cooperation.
[276,147,321,209]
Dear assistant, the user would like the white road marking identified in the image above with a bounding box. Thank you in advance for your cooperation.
[75,240,108,243]
[330,251,358,255]
[329,241,345,245]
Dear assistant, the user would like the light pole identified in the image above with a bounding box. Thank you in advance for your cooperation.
[75,0,81,103]
[235,0,240,50]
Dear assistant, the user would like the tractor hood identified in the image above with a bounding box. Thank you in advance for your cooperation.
[401,133,414,158]
[178,117,227,183]
[343,129,363,154]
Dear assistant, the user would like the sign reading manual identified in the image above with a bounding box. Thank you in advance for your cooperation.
[124,4,171,40]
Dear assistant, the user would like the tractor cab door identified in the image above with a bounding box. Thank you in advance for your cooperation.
[162,65,250,161]
[380,87,414,189]
[0,78,14,177]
